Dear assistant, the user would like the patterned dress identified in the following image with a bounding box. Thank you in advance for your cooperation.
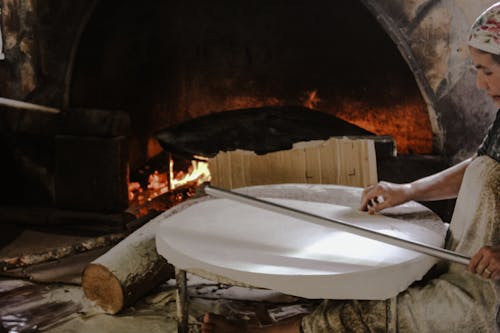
[301,114,500,333]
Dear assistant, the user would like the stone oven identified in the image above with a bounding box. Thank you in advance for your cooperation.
[0,0,498,223]
[1,1,499,330]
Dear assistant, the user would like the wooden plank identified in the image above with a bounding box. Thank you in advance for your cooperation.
[305,145,322,184]
[281,149,307,184]
[230,151,249,189]
[339,140,357,186]
[319,138,340,185]
[209,151,231,189]
[362,139,378,186]
[208,138,377,189]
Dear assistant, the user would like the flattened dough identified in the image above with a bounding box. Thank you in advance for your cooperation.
[156,197,446,299]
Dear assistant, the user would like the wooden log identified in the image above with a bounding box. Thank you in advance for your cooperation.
[81,221,173,314]
[81,196,209,314]
[0,228,126,272]
[3,246,111,284]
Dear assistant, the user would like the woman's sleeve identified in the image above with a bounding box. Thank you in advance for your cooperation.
[478,110,500,162]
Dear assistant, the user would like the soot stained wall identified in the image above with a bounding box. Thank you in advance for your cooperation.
[69,0,428,167]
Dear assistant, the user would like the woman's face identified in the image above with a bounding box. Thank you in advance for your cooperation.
[470,47,500,107]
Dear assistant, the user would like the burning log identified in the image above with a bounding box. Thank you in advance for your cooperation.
[82,193,209,314]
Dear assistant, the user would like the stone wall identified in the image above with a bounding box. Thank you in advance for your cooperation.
[363,0,498,161]
[0,0,94,104]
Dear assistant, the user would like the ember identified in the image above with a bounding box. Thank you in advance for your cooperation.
[128,154,211,207]
[302,90,321,109]
[334,97,433,154]
[148,170,170,195]
[300,90,432,154]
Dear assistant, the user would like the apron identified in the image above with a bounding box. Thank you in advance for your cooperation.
[302,156,500,333]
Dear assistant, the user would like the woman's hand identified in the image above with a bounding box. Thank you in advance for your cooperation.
[360,181,413,214]
[468,246,500,280]
[360,158,471,215]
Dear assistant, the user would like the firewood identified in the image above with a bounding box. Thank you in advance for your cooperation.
[81,196,209,314]
[81,221,173,314]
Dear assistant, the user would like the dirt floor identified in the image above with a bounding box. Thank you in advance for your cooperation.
[1,274,316,333]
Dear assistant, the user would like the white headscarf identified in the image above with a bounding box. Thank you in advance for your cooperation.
[468,2,500,55]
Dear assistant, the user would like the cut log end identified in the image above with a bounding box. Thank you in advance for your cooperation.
[82,263,124,314]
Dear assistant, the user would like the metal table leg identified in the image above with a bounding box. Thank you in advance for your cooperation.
[176,269,188,333]
[387,295,397,333]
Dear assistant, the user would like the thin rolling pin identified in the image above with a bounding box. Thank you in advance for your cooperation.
[0,97,60,114]
[204,185,470,266]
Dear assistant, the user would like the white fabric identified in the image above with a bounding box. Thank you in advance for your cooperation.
[156,194,447,300]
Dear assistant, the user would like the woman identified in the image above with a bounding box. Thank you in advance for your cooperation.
[202,3,500,332]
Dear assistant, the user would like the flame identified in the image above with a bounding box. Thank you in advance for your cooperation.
[303,90,321,109]
[170,158,211,190]
[128,170,170,205]
[128,156,211,205]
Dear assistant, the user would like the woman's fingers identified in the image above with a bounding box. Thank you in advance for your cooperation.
[468,251,482,273]
[482,268,493,279]
[368,196,392,214]
[468,246,500,280]
[476,255,490,274]
[476,254,493,279]
[360,185,376,211]
[360,181,411,213]
[361,185,388,212]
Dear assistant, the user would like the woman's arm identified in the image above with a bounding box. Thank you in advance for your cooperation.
[360,156,474,214]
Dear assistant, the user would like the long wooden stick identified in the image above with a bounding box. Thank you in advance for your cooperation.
[0,97,60,114]
[204,185,470,266]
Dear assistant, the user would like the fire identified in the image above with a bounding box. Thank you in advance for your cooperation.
[128,181,141,201]
[299,91,433,154]
[334,98,433,154]
[303,90,321,109]
[219,96,283,109]
[129,89,431,206]
[170,158,211,190]
[147,170,170,196]
[128,155,211,205]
